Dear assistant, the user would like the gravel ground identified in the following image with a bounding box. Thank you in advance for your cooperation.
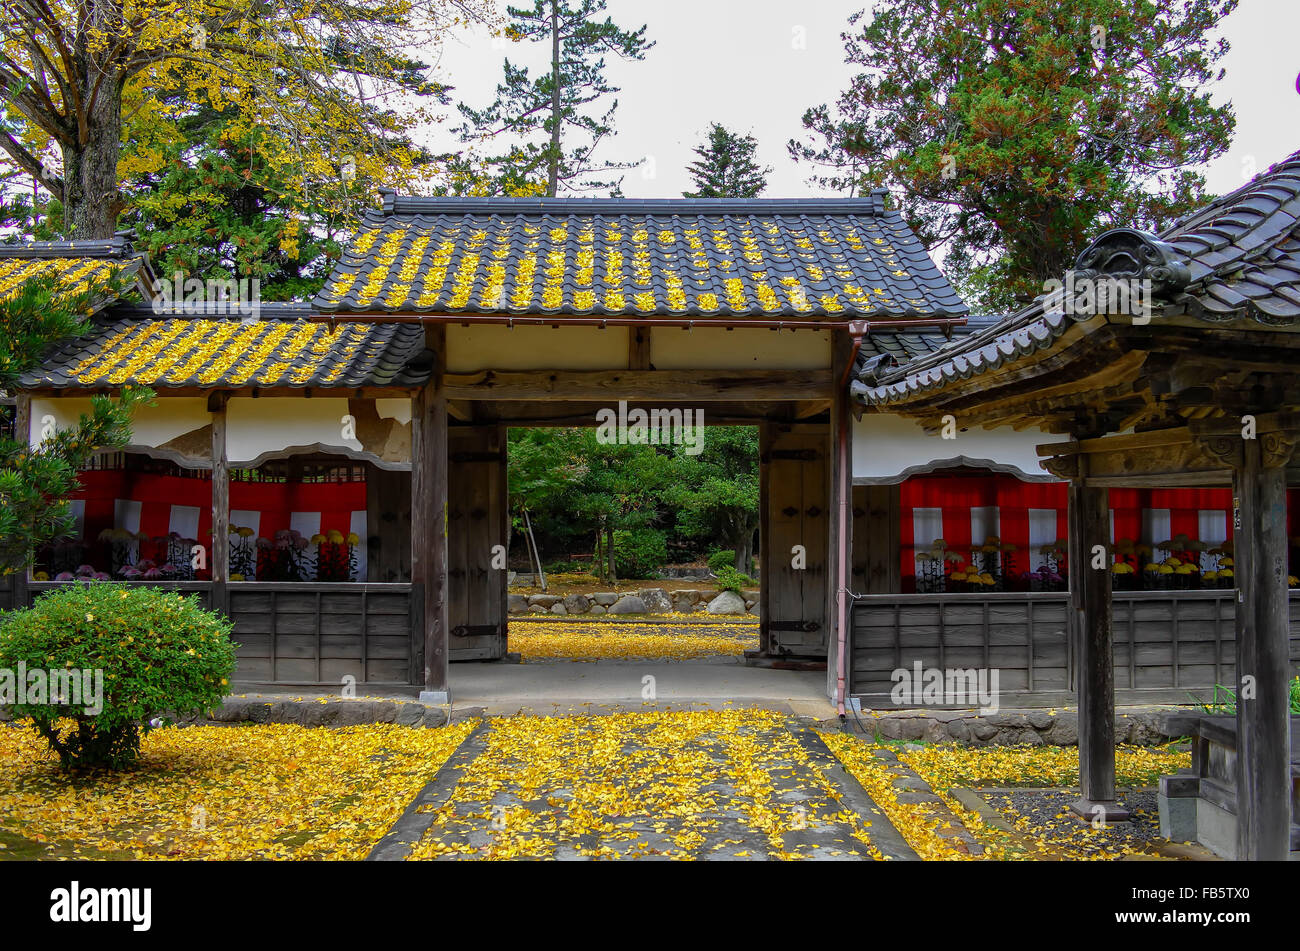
[981,787,1164,857]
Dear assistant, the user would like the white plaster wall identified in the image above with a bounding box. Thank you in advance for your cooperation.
[447,324,630,371]
[651,327,830,370]
[852,413,1057,482]
[29,397,211,449]
[375,398,412,425]
[226,397,360,464]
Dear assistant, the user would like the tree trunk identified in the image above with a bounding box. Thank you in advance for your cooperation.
[606,522,616,583]
[546,0,561,197]
[63,63,124,239]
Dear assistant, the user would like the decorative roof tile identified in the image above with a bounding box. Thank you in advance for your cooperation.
[313,193,968,321]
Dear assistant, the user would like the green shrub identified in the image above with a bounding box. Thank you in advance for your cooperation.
[713,566,757,594]
[0,583,238,770]
[613,528,668,579]
[707,549,736,573]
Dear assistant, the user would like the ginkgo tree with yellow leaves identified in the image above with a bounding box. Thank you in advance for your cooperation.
[0,0,496,238]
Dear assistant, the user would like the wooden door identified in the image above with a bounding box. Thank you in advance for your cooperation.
[760,424,829,656]
[447,425,508,661]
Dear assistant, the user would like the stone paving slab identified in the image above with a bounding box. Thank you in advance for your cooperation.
[374,713,910,861]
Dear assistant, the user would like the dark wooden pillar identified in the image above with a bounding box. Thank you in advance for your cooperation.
[628,325,651,370]
[854,484,900,594]
[1067,477,1128,821]
[411,327,450,700]
[1232,437,1293,860]
[447,424,507,661]
[757,421,773,655]
[209,393,229,616]
[827,331,854,703]
[12,394,30,607]
[365,463,412,582]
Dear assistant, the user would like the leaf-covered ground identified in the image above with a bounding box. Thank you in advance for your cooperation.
[821,732,1193,861]
[508,619,759,661]
[407,709,884,860]
[0,720,473,860]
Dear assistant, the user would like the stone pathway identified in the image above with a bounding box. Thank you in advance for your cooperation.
[368,709,917,861]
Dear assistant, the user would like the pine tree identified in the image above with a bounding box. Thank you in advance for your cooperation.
[684,124,770,198]
[789,0,1238,311]
[455,0,653,196]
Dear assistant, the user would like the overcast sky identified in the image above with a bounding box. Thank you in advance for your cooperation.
[424,0,1300,201]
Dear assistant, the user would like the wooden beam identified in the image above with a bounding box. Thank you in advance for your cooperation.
[442,369,834,401]
[1232,436,1294,860]
[411,326,450,700]
[758,422,773,655]
[828,331,853,701]
[210,393,230,616]
[468,399,820,427]
[1067,477,1128,821]
[447,400,474,422]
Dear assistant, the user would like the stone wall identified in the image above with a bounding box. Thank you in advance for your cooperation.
[856,707,1177,747]
[507,587,761,617]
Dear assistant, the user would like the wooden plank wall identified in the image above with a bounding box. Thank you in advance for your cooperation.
[228,583,413,684]
[365,464,412,582]
[851,591,1300,707]
[851,484,900,595]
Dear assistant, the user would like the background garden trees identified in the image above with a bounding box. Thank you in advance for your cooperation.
[506,426,759,581]
[789,0,1239,311]
[455,0,653,196]
[0,267,148,574]
[684,123,770,199]
[0,0,492,238]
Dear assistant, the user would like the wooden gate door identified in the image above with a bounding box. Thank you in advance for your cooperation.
[447,424,508,661]
[760,423,829,656]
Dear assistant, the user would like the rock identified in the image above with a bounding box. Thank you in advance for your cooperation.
[972,720,998,741]
[1027,710,1054,730]
[549,603,567,614]
[609,595,647,614]
[562,594,589,614]
[988,712,1030,729]
[672,594,695,613]
[421,706,449,728]
[588,604,606,615]
[922,720,949,743]
[744,600,756,610]
[636,588,673,614]
[591,592,619,606]
[742,589,760,603]
[528,604,548,614]
[1046,717,1078,745]
[705,591,747,614]
[946,718,972,743]
[676,589,702,602]
[508,594,529,613]
[528,594,562,608]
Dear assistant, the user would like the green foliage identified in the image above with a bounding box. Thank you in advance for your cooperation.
[0,272,153,573]
[790,0,1238,311]
[1194,677,1300,716]
[666,427,759,571]
[706,549,736,573]
[685,123,770,198]
[455,0,654,195]
[0,583,237,770]
[712,566,756,595]
[612,527,668,578]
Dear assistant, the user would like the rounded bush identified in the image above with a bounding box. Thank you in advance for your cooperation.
[706,549,736,573]
[0,583,237,770]
[613,528,668,579]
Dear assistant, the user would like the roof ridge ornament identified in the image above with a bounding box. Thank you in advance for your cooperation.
[1071,227,1192,299]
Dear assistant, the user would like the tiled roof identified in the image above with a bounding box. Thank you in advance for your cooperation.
[853,148,1300,407]
[1164,153,1300,323]
[19,303,431,390]
[313,192,968,320]
[0,232,155,312]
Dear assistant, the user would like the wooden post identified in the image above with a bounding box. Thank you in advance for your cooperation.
[628,326,651,370]
[209,393,229,616]
[411,327,450,701]
[12,394,30,607]
[1067,476,1128,821]
[1232,437,1293,860]
[827,331,853,703]
[757,422,773,655]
